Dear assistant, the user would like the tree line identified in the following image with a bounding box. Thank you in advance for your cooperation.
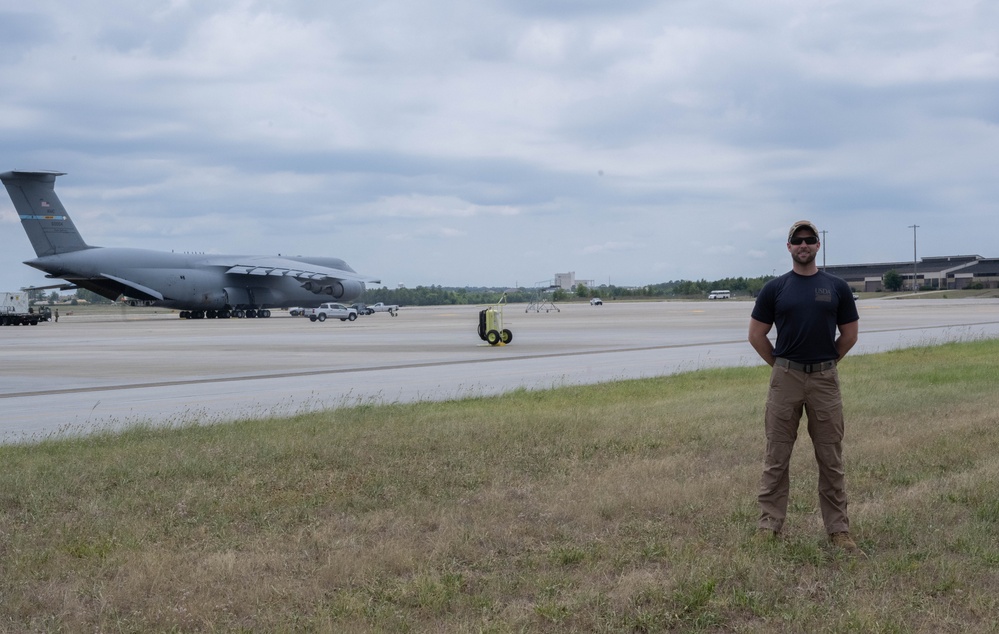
[39,270,919,308]
[361,276,777,306]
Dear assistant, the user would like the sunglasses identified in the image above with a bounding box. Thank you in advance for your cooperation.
[789,235,818,245]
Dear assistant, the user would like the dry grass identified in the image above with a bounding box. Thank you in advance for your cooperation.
[2,340,998,632]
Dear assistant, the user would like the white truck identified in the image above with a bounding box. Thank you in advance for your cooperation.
[305,302,358,322]
[1,292,51,326]
[368,302,399,316]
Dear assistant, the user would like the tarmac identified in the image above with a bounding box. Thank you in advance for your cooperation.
[3,297,999,442]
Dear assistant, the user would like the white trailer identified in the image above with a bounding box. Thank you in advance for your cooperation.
[1,292,51,325]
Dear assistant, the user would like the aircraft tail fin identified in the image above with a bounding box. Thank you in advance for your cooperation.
[1,170,91,257]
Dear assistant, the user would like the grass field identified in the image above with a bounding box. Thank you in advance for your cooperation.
[2,340,998,632]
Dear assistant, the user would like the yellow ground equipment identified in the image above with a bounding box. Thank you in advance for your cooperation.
[477,294,513,346]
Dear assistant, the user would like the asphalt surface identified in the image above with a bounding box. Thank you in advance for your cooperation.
[3,298,999,442]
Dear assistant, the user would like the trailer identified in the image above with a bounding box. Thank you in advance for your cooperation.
[1,292,51,326]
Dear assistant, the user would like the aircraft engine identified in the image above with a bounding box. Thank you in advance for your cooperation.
[303,279,363,299]
[322,280,363,299]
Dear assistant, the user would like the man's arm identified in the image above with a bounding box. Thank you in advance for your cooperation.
[748,318,776,366]
[836,320,859,361]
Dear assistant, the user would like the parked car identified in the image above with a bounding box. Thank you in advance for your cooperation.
[590,298,603,305]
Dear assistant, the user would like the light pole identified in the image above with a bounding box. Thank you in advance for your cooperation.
[908,224,919,292]
[820,230,828,270]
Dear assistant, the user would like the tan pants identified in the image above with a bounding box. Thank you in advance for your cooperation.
[758,363,849,535]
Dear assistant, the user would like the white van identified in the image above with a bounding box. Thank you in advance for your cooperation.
[708,290,731,299]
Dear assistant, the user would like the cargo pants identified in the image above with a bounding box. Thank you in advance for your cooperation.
[758,362,849,535]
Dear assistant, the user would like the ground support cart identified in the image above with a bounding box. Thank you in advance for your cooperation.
[477,294,513,346]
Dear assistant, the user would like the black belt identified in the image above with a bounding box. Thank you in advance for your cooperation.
[774,357,837,373]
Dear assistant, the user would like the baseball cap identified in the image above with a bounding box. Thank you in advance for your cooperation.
[788,220,819,241]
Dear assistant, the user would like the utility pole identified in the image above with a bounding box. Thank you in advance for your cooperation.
[820,230,828,270]
[908,224,919,292]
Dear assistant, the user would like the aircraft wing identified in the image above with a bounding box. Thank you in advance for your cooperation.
[20,283,80,292]
[209,257,381,284]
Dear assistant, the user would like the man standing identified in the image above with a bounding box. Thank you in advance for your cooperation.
[748,220,860,551]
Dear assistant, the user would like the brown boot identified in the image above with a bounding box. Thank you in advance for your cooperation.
[753,528,779,543]
[829,531,860,553]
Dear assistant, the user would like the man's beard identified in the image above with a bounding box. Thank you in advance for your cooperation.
[793,249,816,265]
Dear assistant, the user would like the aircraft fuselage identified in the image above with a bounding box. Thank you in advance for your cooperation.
[26,248,366,311]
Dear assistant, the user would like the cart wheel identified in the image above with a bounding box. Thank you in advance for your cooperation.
[486,330,501,346]
[500,329,513,344]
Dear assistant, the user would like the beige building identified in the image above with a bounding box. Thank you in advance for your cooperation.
[554,272,596,290]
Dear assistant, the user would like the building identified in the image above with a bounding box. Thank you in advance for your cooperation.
[553,272,596,290]
[826,255,999,292]
[554,272,575,290]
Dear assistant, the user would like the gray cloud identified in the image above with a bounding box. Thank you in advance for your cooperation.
[2,0,997,292]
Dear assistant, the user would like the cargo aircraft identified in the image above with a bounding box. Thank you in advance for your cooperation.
[1,170,379,319]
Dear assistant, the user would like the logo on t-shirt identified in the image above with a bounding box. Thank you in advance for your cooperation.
[815,287,832,302]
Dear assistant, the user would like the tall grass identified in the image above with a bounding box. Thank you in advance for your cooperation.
[2,340,998,632]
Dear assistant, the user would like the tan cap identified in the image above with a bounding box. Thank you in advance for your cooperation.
[788,220,819,241]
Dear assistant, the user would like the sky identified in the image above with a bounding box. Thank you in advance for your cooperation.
[1,0,997,292]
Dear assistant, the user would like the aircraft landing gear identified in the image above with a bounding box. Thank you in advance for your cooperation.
[241,308,272,318]
[178,307,270,319]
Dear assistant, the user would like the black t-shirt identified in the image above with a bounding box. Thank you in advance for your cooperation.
[751,270,860,364]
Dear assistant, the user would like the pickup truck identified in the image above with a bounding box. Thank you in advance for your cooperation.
[368,302,399,316]
[305,302,358,322]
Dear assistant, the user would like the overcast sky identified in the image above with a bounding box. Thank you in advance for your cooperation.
[2,0,997,292]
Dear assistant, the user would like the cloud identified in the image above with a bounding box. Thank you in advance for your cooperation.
[358,194,520,219]
[1,0,997,291]
[581,241,642,255]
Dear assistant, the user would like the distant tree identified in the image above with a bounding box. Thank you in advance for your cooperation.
[48,291,60,304]
[354,274,781,306]
[76,289,115,304]
[883,270,903,292]
[747,276,773,296]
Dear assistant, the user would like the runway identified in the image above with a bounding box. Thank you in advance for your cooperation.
[3,298,999,442]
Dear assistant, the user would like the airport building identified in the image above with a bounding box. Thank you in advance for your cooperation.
[554,272,596,290]
[827,255,999,292]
